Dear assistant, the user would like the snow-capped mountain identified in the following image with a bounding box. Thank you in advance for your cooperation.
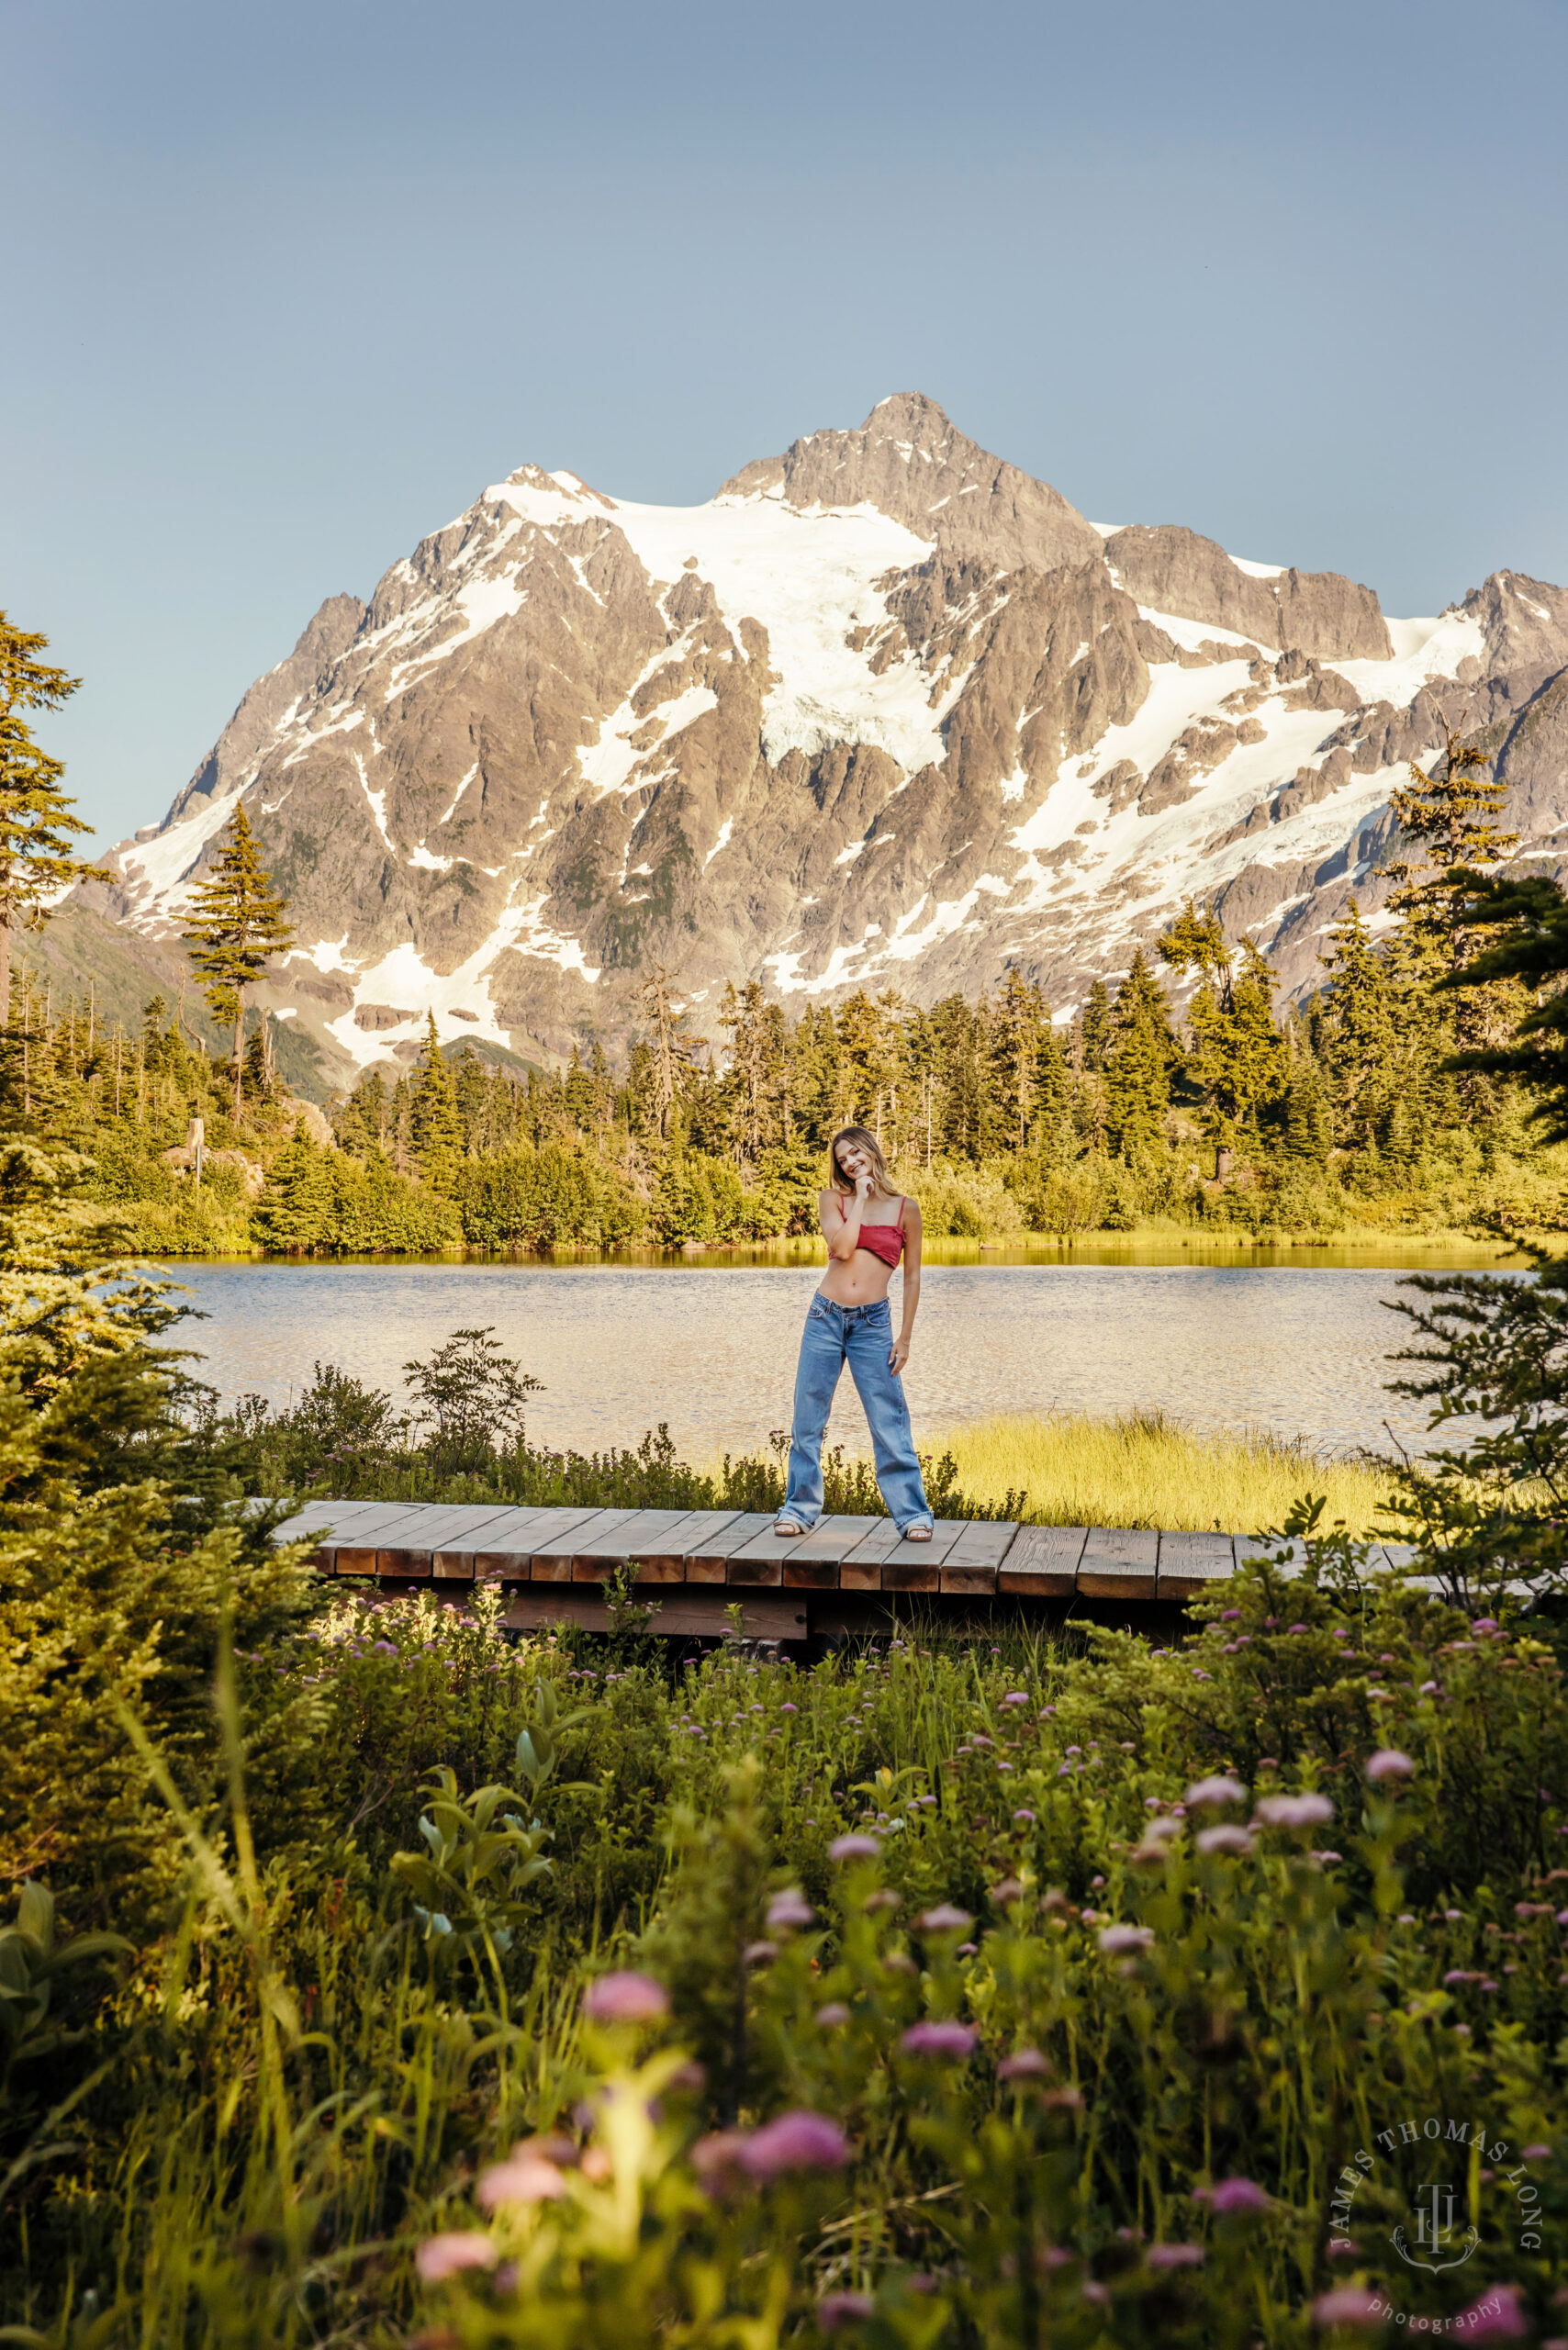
[87,393,1568,1083]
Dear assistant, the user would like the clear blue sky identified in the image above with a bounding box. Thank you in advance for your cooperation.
[6,0,1567,845]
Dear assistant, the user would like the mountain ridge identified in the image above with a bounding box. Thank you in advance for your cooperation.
[81,394,1568,1091]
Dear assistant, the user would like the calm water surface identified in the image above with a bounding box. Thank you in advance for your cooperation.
[162,1250,1518,1461]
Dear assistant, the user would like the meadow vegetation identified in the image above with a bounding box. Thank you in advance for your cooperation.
[7,1109,1568,2343]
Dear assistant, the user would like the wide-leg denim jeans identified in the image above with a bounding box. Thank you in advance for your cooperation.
[781,1294,933,1534]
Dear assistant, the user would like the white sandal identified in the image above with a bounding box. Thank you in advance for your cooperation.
[774,1516,808,1537]
[903,1524,934,1543]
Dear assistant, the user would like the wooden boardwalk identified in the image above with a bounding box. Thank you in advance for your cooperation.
[283,1501,1416,1639]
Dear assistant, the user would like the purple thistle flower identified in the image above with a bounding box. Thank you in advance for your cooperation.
[1366,1748,1415,1781]
[1312,2286,1383,2326]
[1013,1807,1036,1823]
[739,2110,849,2178]
[1196,1825,1254,1856]
[915,1904,973,1933]
[1002,1691,1030,1705]
[1452,2285,1528,2342]
[902,2020,978,2059]
[1201,2177,1270,2214]
[1098,1923,1155,1954]
[1146,2243,1204,2269]
[1255,1793,1334,1830]
[829,1833,881,1862]
[998,2047,1048,2080]
[1185,1774,1247,1807]
[818,2292,875,2329]
[584,1970,668,2024]
[766,1889,815,1930]
[416,2231,499,2282]
[814,2001,851,2027]
[476,2155,566,2209]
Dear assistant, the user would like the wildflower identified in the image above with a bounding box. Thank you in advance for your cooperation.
[902,2020,978,2059]
[1312,2285,1384,2326]
[915,1904,973,1932]
[1472,1617,1500,1636]
[1287,1623,1309,1634]
[766,1889,815,1930]
[1200,2177,1270,2214]
[691,2130,751,2195]
[1098,1924,1155,1954]
[1255,1793,1334,1830]
[417,2231,500,2282]
[1002,1691,1030,1705]
[819,2292,875,2328]
[745,1940,778,1965]
[477,2155,566,2209]
[815,2002,851,2027]
[1523,2143,1551,2159]
[998,2047,1048,2079]
[1452,2284,1529,2341]
[990,1876,1025,1903]
[1366,1749,1415,1781]
[1197,1825,1254,1856]
[829,1833,880,1862]
[1185,1774,1247,1807]
[1147,2243,1204,2268]
[1144,1813,1182,1841]
[1013,1807,1037,1823]
[584,1971,668,2023]
[740,2111,849,2177]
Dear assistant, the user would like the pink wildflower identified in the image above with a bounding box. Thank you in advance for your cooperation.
[584,1970,668,2023]
[1312,2285,1383,2327]
[1097,1923,1155,1954]
[766,1889,815,1930]
[1255,1793,1334,1830]
[1185,1774,1247,1807]
[1146,2243,1204,2268]
[1201,2177,1270,2214]
[998,2047,1048,2080]
[902,2020,978,2059]
[915,1904,973,1932]
[416,2232,499,2283]
[740,2110,849,2178]
[476,2155,566,2209]
[1196,1825,1254,1856]
[829,1833,880,1862]
[1365,1749,1415,1781]
[1453,2285,1529,2342]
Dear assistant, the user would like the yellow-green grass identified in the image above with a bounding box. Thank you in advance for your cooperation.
[933,1409,1393,1536]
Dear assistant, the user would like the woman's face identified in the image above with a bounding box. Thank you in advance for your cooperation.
[837,1139,874,1185]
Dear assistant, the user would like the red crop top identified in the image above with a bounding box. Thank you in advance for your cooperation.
[852,1199,905,1268]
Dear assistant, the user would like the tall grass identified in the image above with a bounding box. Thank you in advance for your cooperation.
[931,1408,1393,1533]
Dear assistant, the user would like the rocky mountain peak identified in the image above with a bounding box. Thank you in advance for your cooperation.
[718,393,1105,576]
[85,397,1568,1097]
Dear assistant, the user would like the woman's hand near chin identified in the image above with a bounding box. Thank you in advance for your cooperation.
[888,1335,912,1374]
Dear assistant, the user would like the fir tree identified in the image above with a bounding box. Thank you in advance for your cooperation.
[636,965,704,1139]
[1157,900,1234,1011]
[1318,898,1395,1145]
[0,614,106,1025]
[410,1015,464,1185]
[1079,979,1114,1071]
[1102,950,1178,1158]
[180,803,295,1118]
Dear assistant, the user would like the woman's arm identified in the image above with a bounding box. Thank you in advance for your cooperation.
[821,1181,871,1260]
[890,1196,923,1372]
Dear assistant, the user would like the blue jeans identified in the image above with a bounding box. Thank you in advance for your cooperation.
[781,1294,933,1534]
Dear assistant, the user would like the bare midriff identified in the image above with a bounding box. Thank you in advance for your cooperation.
[817,1211,902,1306]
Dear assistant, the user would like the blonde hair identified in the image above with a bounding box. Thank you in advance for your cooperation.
[828,1125,895,1197]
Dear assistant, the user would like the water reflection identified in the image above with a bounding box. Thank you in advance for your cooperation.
[162,1253,1521,1463]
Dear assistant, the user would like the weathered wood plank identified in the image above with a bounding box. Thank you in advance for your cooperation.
[939,1519,1019,1595]
[998,1525,1086,1597]
[473,1507,602,1582]
[1078,1527,1159,1600]
[572,1508,695,1585]
[682,1513,775,1583]
[375,1504,522,1579]
[331,1505,454,1574]
[531,1507,645,1583]
[838,1516,967,1592]
[1157,1531,1237,1603]
[430,1505,541,1581]
[504,1587,811,1639]
[779,1516,883,1589]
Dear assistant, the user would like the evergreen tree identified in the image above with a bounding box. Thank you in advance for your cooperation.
[0,614,106,1025]
[338,1069,389,1158]
[1385,722,1520,1105]
[1102,949,1178,1158]
[1317,898,1395,1146]
[410,1015,464,1185]
[1182,940,1289,1143]
[1157,900,1234,1011]
[635,965,705,1139]
[1282,1057,1333,1160]
[1079,979,1114,1071]
[180,803,295,1118]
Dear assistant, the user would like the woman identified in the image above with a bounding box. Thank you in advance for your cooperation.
[774,1126,934,1542]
